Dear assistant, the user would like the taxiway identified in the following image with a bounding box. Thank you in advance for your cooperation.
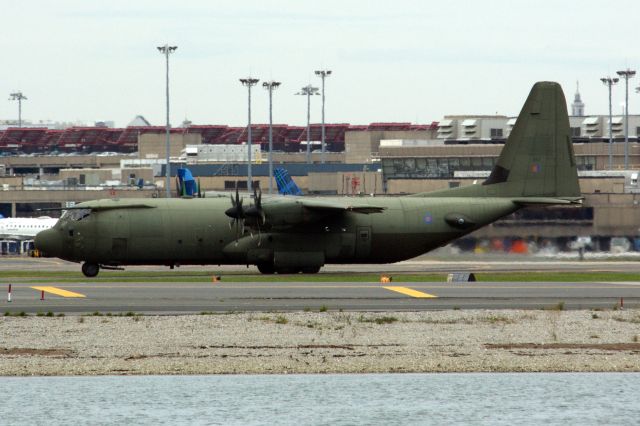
[3,279,639,314]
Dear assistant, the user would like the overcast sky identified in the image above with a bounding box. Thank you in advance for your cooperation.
[0,0,638,127]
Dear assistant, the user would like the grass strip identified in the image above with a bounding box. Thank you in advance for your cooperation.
[1,271,639,283]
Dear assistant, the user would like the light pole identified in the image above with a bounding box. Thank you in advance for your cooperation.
[9,92,27,128]
[314,70,332,164]
[263,80,281,194]
[601,77,619,169]
[157,44,177,198]
[616,68,636,169]
[295,85,319,164]
[240,77,259,191]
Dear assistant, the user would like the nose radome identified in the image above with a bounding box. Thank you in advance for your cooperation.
[34,229,61,257]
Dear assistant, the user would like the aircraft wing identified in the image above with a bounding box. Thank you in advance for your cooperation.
[39,200,157,212]
[259,197,386,227]
[292,198,386,214]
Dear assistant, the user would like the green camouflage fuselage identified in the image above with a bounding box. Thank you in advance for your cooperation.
[48,196,517,267]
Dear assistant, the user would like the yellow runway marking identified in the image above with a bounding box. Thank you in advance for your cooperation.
[31,286,86,298]
[383,286,437,298]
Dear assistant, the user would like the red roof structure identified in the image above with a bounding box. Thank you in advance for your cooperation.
[0,122,438,154]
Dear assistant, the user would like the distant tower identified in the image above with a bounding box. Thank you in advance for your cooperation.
[572,81,585,116]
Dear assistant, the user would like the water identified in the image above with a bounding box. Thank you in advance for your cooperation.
[1,373,639,425]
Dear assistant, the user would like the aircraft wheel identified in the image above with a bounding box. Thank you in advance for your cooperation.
[81,262,99,278]
[275,268,296,274]
[301,266,321,274]
[257,262,275,274]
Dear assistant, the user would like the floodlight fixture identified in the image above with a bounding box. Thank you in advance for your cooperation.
[295,85,320,164]
[240,77,260,190]
[9,91,27,128]
[314,69,332,164]
[616,68,636,169]
[601,77,619,169]
[263,80,282,194]
[157,44,177,198]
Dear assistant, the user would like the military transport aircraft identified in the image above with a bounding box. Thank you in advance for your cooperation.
[35,82,582,277]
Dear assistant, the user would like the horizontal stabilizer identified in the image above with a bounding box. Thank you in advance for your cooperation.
[511,197,583,206]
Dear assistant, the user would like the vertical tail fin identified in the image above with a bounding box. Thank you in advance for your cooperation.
[274,168,303,196]
[177,167,198,197]
[483,81,581,198]
[419,81,581,200]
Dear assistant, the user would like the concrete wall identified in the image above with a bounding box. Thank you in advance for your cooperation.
[198,176,306,192]
[345,130,437,163]
[121,168,154,184]
[335,172,384,195]
[138,133,202,159]
[59,168,115,184]
[269,152,345,164]
[1,155,126,173]
[0,176,22,189]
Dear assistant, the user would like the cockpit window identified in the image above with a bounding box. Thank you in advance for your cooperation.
[61,209,91,221]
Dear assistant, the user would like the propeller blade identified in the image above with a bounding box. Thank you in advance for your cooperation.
[235,218,239,245]
[225,183,245,220]
[244,185,264,224]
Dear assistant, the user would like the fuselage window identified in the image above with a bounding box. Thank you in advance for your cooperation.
[61,209,91,222]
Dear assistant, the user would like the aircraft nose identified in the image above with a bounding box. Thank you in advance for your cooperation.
[34,229,61,257]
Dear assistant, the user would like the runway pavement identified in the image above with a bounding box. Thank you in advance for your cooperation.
[3,280,640,314]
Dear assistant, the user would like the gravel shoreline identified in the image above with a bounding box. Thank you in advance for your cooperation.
[1,310,640,376]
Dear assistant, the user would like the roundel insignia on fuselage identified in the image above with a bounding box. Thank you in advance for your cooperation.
[423,213,433,224]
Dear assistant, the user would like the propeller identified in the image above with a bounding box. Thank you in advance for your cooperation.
[225,185,245,242]
[244,186,266,246]
[224,185,266,245]
[244,186,265,225]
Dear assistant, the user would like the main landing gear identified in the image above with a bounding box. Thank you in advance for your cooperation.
[256,262,321,275]
[81,262,99,278]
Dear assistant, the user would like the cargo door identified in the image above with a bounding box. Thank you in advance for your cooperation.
[129,210,165,260]
[110,210,130,260]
